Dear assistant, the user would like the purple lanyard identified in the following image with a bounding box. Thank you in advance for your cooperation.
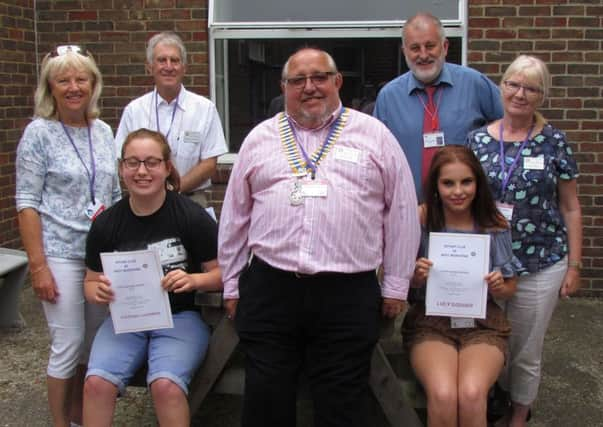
[61,122,96,203]
[287,106,344,179]
[154,90,178,139]
[498,120,534,198]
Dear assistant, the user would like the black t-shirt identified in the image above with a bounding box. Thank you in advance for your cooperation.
[85,191,218,313]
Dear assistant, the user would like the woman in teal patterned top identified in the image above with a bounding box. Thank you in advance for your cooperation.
[466,55,582,427]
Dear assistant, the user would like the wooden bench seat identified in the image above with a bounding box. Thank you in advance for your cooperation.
[126,291,425,425]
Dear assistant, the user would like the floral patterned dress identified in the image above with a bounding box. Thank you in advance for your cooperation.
[466,123,579,274]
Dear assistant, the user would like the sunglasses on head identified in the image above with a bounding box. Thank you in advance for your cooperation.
[49,45,90,58]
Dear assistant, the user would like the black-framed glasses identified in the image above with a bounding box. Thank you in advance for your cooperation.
[122,157,165,170]
[283,72,337,89]
[49,45,89,58]
[502,80,542,97]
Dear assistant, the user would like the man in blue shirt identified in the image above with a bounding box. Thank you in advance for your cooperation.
[374,12,503,198]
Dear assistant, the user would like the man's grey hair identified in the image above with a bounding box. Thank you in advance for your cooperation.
[402,12,446,46]
[146,32,187,65]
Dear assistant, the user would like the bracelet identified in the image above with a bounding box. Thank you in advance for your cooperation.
[568,260,582,270]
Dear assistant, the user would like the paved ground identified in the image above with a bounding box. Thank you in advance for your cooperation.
[1,285,602,426]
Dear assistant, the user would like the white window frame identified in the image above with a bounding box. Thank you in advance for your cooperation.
[209,0,468,162]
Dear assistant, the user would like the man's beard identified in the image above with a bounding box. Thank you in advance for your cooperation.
[406,54,445,84]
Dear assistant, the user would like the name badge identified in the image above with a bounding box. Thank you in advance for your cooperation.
[301,181,328,198]
[423,131,445,148]
[451,317,475,329]
[496,202,514,221]
[183,131,202,144]
[523,156,544,170]
[334,146,361,164]
[85,200,105,221]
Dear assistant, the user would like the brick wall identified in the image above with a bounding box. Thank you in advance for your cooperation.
[3,0,602,295]
[0,0,36,248]
[468,0,603,295]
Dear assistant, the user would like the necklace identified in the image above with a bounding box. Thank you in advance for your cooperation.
[278,107,349,206]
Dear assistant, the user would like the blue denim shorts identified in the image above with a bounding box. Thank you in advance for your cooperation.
[86,310,210,395]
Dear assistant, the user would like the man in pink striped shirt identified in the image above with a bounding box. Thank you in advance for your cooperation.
[218,47,420,427]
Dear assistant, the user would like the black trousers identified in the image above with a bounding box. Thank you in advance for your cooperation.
[235,257,381,427]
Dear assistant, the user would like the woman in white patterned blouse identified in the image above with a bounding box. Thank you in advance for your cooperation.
[15,45,120,427]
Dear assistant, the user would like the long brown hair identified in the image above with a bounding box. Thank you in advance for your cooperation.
[423,145,507,232]
[121,128,181,192]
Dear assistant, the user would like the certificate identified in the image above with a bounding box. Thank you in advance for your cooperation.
[425,232,490,319]
[101,249,173,334]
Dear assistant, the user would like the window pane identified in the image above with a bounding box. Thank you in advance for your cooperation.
[222,37,461,152]
[213,0,460,23]
[214,40,228,142]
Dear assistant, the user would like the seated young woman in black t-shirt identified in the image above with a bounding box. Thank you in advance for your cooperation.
[82,128,222,426]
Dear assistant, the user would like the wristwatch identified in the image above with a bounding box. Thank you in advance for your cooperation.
[568,260,582,270]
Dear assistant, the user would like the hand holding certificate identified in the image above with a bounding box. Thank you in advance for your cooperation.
[101,249,173,334]
[425,232,490,319]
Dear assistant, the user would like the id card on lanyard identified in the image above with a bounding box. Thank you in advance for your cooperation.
[61,122,105,221]
[420,86,445,147]
[496,121,535,221]
[423,132,445,148]
[301,180,328,198]
[282,107,349,206]
[451,317,476,328]
[496,202,514,222]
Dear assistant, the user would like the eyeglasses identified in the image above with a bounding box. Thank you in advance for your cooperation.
[502,80,542,97]
[49,45,89,58]
[122,157,165,170]
[283,72,337,89]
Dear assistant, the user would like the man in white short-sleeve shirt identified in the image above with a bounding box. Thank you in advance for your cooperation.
[115,31,227,206]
